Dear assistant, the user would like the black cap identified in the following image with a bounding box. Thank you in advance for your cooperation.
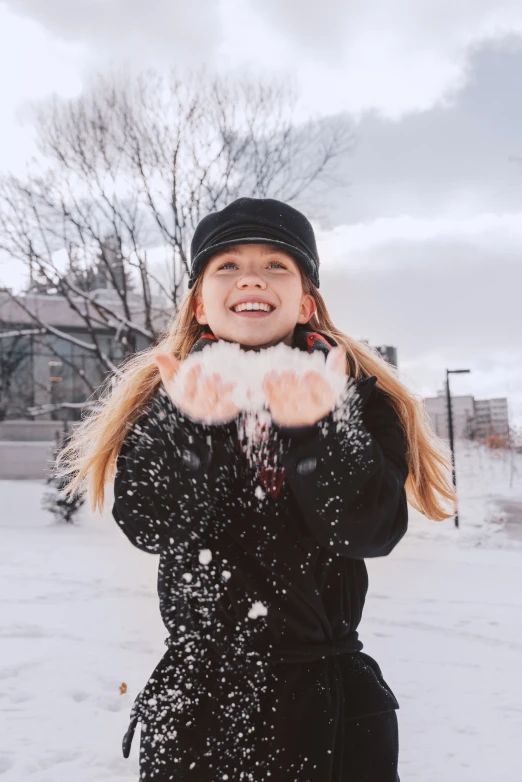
[188,197,320,289]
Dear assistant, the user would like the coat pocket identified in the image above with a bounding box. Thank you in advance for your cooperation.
[339,651,400,720]
[357,651,400,711]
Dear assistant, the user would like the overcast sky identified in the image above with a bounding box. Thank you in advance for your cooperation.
[0,0,521,424]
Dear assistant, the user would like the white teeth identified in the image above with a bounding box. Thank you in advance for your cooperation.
[233,302,273,313]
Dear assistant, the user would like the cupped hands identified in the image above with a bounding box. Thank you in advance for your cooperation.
[153,346,346,427]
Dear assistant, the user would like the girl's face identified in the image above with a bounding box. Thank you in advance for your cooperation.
[194,243,316,349]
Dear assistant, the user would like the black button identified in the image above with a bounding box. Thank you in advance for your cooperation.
[296,456,317,476]
[182,448,201,471]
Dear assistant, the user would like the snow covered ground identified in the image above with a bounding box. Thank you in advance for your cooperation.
[1,440,521,781]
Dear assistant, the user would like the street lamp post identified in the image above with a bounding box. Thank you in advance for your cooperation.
[446,368,471,528]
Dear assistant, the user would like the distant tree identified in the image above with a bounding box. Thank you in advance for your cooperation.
[0,69,352,416]
[42,435,86,523]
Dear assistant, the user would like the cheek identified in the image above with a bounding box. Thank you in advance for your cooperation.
[275,280,304,313]
[199,279,230,320]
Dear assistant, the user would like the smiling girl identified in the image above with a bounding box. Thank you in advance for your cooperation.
[59,197,457,781]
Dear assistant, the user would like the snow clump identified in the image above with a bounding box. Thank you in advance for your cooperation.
[171,340,348,414]
[198,549,212,565]
[248,601,268,619]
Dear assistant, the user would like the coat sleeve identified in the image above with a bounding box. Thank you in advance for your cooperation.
[111,386,239,555]
[273,375,409,559]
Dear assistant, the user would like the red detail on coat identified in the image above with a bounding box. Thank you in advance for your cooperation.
[201,332,218,341]
[253,420,270,444]
[306,332,330,351]
[259,466,286,499]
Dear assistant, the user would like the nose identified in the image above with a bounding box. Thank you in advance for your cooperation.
[237,271,266,289]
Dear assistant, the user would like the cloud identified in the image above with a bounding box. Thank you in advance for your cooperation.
[316,212,522,261]
[4,0,522,118]
[239,0,522,118]
[320,238,520,354]
[318,223,522,423]
[307,40,522,228]
[3,0,221,69]
[316,210,521,356]
[0,6,84,173]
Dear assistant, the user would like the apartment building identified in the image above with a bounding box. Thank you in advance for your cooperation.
[424,390,510,441]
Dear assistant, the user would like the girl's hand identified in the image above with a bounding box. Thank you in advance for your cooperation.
[153,354,240,424]
[262,347,346,427]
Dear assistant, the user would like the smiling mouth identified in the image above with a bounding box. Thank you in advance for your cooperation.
[230,302,275,317]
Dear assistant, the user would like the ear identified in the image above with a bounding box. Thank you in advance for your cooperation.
[193,296,208,325]
[296,293,316,324]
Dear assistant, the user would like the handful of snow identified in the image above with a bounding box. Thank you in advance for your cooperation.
[171,341,349,414]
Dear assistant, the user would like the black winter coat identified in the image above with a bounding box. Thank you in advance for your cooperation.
[112,325,409,781]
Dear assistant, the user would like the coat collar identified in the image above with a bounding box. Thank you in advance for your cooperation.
[189,323,337,358]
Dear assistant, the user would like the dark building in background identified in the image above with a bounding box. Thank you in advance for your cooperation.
[0,290,157,422]
[374,344,398,368]
[361,339,398,369]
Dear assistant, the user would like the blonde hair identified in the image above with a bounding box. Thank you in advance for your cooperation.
[56,272,457,522]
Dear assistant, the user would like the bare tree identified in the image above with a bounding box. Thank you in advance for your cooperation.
[0,69,352,417]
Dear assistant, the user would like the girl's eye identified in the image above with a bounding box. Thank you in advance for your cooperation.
[217,262,237,270]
